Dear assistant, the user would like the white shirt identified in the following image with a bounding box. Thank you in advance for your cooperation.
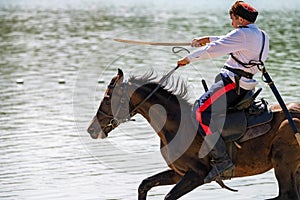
[187,24,269,90]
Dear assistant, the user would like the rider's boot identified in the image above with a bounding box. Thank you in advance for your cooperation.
[203,136,234,183]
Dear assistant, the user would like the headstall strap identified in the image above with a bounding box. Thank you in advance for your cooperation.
[99,66,178,132]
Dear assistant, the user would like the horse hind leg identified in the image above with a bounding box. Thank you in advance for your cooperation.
[270,119,300,200]
[296,165,300,199]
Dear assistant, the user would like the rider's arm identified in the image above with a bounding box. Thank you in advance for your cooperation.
[191,36,223,47]
[187,29,245,62]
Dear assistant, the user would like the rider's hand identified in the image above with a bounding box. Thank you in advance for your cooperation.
[191,37,210,47]
[177,57,190,67]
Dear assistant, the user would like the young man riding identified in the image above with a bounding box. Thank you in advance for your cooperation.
[177,1,269,183]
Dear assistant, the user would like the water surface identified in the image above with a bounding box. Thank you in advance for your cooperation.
[0,0,299,199]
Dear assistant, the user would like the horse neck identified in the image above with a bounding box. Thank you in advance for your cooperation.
[127,82,202,162]
[128,82,181,142]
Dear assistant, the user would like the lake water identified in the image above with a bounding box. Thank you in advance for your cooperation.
[1,0,299,199]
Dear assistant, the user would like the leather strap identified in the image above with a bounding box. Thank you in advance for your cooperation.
[224,66,253,79]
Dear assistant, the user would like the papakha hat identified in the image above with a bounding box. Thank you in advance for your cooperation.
[230,1,258,23]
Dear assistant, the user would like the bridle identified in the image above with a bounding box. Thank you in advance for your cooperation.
[97,82,135,135]
[97,66,179,136]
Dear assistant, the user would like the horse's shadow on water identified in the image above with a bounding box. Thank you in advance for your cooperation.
[88,69,300,200]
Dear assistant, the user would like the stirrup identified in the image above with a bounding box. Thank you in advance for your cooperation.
[204,163,234,183]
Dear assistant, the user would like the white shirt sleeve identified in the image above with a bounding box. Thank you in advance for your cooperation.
[209,36,223,42]
[187,29,246,62]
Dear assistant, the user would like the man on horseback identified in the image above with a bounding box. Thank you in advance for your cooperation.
[177,1,269,183]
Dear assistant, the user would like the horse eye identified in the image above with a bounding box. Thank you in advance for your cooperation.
[105,99,110,105]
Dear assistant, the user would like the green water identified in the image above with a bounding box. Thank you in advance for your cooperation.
[0,0,299,199]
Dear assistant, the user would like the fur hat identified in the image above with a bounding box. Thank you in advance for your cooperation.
[230,1,258,23]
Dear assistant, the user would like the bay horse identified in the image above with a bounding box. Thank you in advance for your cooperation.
[87,68,300,200]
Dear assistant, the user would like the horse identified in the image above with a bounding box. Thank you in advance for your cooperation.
[87,68,300,200]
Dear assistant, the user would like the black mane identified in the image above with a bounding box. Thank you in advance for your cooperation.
[128,70,191,104]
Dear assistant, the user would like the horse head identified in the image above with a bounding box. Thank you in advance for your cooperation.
[87,68,134,139]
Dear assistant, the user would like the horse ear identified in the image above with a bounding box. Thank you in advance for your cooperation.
[116,68,124,84]
[117,68,123,78]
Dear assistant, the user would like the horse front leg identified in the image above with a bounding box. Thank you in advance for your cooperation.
[138,169,181,200]
[164,170,203,200]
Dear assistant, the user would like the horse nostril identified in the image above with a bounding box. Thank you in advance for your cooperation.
[88,127,95,134]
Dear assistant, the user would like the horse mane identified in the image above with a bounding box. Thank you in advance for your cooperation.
[128,70,191,105]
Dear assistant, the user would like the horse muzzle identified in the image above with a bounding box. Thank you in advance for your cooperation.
[87,117,107,139]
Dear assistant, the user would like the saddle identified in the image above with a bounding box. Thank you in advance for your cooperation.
[215,88,273,143]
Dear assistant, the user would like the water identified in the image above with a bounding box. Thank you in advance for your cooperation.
[0,0,299,199]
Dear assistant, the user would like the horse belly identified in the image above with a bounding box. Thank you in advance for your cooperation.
[233,139,273,177]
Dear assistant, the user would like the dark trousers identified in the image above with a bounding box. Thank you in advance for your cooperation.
[193,73,249,136]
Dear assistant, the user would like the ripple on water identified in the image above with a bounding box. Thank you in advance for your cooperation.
[1,1,299,199]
